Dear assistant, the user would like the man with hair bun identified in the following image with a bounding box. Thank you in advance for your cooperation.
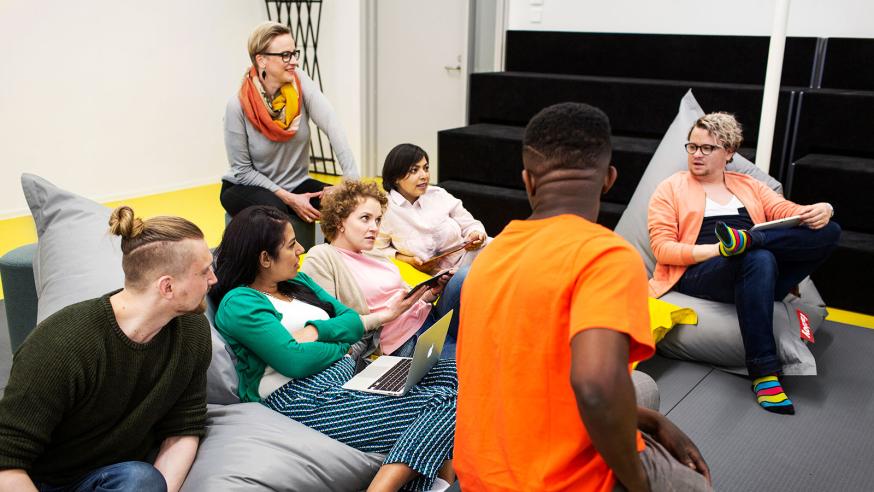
[0,206,216,491]
[456,102,711,491]
[648,112,840,414]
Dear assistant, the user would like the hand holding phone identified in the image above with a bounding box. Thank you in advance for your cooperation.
[379,289,429,325]
[404,270,453,299]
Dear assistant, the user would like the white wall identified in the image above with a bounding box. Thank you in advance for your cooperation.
[508,0,874,38]
[313,0,363,174]
[0,0,364,218]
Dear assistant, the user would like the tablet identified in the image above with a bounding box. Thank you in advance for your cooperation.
[750,215,802,231]
[404,270,452,299]
[426,241,470,263]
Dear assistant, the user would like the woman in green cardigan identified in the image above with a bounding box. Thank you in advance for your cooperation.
[210,205,457,492]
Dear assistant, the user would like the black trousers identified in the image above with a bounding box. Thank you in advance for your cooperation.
[220,179,329,249]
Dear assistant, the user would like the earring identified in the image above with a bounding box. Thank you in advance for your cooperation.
[261,68,267,79]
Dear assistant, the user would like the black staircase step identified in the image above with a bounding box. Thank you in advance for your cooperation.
[810,230,874,315]
[439,124,660,205]
[469,72,796,137]
[606,136,658,205]
[597,202,627,231]
[505,31,817,87]
[468,72,795,175]
[438,181,529,236]
[790,154,874,234]
[437,124,525,190]
[439,180,625,236]
[820,38,874,91]
[791,89,874,162]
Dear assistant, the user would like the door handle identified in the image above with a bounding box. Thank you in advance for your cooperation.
[444,65,462,71]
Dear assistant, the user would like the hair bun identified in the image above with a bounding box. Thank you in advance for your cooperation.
[109,206,145,239]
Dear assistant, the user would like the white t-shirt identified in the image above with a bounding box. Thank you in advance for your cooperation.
[703,195,745,217]
[258,296,330,399]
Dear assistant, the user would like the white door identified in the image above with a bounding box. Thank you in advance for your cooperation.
[374,0,470,182]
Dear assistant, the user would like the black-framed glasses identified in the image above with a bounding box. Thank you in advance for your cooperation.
[684,143,723,155]
[261,49,301,63]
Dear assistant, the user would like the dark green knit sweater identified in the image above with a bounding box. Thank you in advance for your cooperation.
[0,292,211,485]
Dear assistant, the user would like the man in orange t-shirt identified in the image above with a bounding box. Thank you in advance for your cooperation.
[455,103,712,492]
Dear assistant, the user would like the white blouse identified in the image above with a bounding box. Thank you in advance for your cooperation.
[258,295,330,399]
[374,186,488,273]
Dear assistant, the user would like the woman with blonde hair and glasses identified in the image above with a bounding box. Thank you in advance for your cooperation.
[220,21,359,249]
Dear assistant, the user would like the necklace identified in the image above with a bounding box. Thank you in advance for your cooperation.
[253,287,294,303]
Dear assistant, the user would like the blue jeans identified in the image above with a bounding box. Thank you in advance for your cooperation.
[393,266,467,359]
[36,461,167,492]
[675,222,840,378]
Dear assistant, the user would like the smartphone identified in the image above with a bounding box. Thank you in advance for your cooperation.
[404,270,452,299]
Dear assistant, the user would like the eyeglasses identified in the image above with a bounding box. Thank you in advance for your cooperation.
[684,143,723,155]
[261,49,301,63]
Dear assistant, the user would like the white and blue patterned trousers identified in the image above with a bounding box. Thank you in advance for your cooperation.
[263,357,457,491]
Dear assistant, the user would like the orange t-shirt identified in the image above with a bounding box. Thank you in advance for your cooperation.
[455,215,655,492]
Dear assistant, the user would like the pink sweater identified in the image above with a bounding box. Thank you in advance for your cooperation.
[647,171,804,297]
[334,248,431,355]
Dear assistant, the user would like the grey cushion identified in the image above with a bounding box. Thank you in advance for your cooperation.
[632,370,660,412]
[657,278,825,376]
[181,403,384,492]
[20,173,238,404]
[205,297,240,405]
[22,173,125,323]
[613,92,825,376]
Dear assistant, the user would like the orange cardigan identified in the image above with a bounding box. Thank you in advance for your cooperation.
[647,171,804,297]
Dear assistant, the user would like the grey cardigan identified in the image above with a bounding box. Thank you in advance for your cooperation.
[222,68,359,192]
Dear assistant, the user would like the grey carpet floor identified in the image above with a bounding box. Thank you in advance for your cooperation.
[639,320,874,492]
[637,354,713,414]
[1,300,872,490]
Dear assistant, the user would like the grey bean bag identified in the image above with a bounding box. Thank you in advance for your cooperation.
[613,92,826,376]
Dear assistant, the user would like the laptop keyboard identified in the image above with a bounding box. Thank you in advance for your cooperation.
[368,358,413,393]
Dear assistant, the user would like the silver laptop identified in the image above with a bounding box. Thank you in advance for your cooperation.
[343,310,452,396]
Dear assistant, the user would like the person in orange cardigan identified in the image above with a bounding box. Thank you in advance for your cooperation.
[648,112,840,415]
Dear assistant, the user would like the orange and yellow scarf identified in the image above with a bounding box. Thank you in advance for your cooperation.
[238,66,302,142]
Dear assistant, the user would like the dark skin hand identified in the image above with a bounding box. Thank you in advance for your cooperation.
[571,329,712,491]
[637,407,712,485]
[571,329,649,492]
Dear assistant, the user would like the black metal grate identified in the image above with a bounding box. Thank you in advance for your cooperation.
[265,0,340,175]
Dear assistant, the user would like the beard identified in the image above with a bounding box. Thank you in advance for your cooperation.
[188,297,207,315]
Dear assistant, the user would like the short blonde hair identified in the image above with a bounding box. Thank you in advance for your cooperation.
[247,21,292,68]
[689,112,744,154]
[109,206,204,290]
[320,181,388,242]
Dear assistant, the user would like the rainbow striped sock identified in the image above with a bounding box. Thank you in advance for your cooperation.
[752,375,795,415]
[716,221,752,256]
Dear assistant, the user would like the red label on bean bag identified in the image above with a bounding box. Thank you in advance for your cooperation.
[798,309,815,343]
